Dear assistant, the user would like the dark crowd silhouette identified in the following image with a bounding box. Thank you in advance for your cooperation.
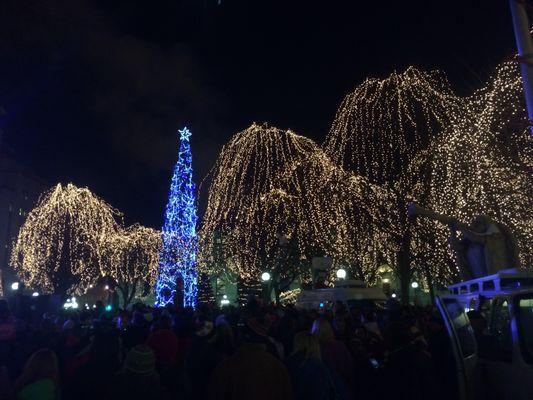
[0,296,461,400]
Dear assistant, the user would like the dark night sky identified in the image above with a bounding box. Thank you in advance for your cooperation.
[0,0,515,228]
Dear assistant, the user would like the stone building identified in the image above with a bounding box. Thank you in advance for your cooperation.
[0,149,46,295]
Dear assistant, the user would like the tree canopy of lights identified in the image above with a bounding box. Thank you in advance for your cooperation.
[199,123,318,284]
[326,61,532,292]
[10,183,122,295]
[325,66,463,185]
[199,123,390,289]
[406,62,533,282]
[102,224,162,306]
[155,127,199,308]
[201,62,532,295]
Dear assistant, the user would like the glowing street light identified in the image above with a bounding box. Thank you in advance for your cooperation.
[336,268,347,280]
[63,297,79,309]
[411,281,419,289]
[261,272,271,282]
[11,282,19,291]
[220,294,230,306]
[391,293,397,298]
[32,292,39,297]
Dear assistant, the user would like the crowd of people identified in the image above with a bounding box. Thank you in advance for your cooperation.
[0,295,460,400]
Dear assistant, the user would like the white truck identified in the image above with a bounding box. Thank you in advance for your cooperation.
[437,269,533,400]
[295,279,387,310]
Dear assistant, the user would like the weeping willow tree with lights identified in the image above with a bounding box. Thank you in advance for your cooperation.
[326,62,532,300]
[275,149,393,284]
[199,123,319,296]
[199,123,393,298]
[201,63,532,302]
[102,224,161,307]
[10,183,122,295]
[324,66,465,300]
[406,62,533,285]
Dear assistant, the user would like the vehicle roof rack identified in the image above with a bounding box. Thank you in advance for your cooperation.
[448,269,533,296]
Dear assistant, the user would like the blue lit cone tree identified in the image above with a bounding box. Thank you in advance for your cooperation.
[155,128,198,307]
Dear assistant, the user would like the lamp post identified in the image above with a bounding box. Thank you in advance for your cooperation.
[411,281,419,305]
[336,268,347,280]
[261,272,271,303]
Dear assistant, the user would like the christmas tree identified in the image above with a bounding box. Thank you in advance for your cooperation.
[155,127,198,307]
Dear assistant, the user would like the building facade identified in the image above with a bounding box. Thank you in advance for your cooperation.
[0,150,46,296]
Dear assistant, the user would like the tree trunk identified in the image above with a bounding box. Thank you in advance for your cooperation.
[116,283,130,308]
[126,282,137,307]
[424,265,435,304]
[399,231,411,305]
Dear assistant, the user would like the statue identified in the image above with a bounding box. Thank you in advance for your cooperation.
[408,203,520,279]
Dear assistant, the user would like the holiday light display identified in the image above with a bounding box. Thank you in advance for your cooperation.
[325,66,463,184]
[102,224,161,305]
[10,63,531,299]
[201,62,532,291]
[10,183,122,294]
[199,123,391,286]
[199,123,319,282]
[155,127,199,307]
[328,61,532,288]
[406,62,533,283]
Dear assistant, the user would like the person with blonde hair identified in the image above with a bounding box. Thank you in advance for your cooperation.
[286,331,332,400]
[14,348,59,400]
[311,318,354,399]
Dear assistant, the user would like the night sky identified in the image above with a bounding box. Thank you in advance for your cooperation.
[0,0,515,228]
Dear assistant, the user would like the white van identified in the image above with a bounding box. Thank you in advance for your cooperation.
[437,269,533,400]
[295,279,387,311]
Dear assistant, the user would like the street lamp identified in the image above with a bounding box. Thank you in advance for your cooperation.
[220,294,230,306]
[261,272,271,282]
[32,292,39,297]
[336,268,347,280]
[11,282,19,291]
[411,281,419,289]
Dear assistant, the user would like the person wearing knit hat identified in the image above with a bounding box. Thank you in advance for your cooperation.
[124,345,156,375]
[245,316,269,337]
[107,345,168,400]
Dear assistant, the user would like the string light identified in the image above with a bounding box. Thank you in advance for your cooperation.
[325,66,463,185]
[406,62,533,283]
[201,62,532,290]
[155,127,199,308]
[199,123,319,282]
[10,183,122,295]
[102,224,161,291]
[323,62,532,288]
[10,183,161,297]
[199,123,389,285]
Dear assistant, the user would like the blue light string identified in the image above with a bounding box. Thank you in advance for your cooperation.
[155,127,198,307]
